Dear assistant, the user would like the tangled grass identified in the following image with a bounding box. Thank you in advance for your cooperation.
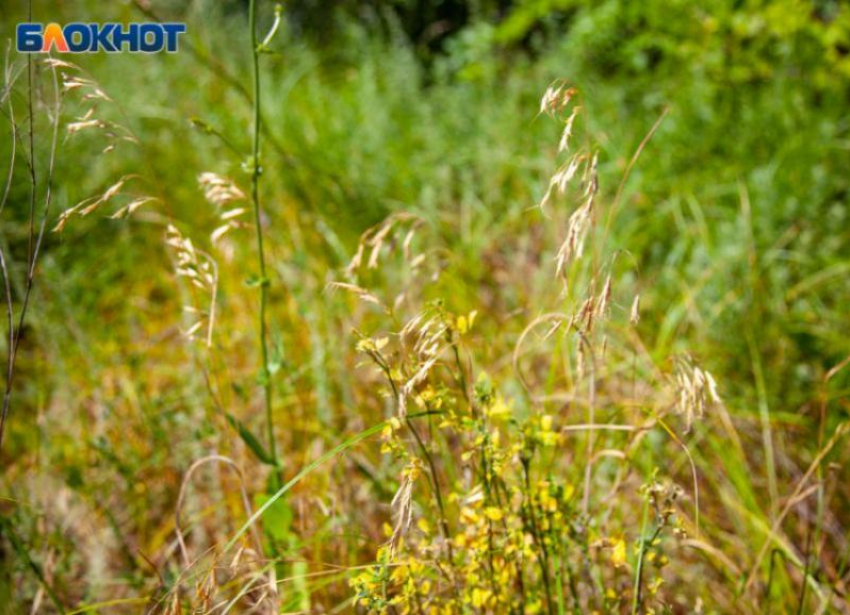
[1,3,849,615]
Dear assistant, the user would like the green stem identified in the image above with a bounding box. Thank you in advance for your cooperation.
[248,0,277,474]
[406,417,453,561]
[632,496,650,615]
[521,457,555,615]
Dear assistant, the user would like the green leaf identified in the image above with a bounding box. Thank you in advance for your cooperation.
[254,492,292,544]
[245,275,270,288]
[225,412,276,466]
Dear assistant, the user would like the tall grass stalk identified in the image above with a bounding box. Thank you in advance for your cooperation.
[740,184,778,517]
[248,0,278,474]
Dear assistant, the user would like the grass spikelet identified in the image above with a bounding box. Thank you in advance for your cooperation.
[66,118,103,135]
[674,357,723,432]
[558,106,580,153]
[539,79,577,117]
[110,196,160,219]
[345,212,424,276]
[327,281,387,311]
[630,294,641,325]
[554,193,594,277]
[596,273,613,320]
[198,172,247,207]
[54,175,138,231]
[199,172,250,244]
[389,461,420,556]
[166,224,218,346]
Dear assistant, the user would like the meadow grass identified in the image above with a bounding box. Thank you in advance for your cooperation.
[0,1,849,613]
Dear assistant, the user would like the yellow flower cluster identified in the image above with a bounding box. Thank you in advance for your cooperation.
[351,305,684,613]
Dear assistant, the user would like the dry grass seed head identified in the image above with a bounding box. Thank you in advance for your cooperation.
[198,172,246,206]
[552,151,598,278]
[400,355,440,417]
[389,461,421,557]
[405,312,447,359]
[62,73,136,150]
[53,75,146,230]
[558,106,581,153]
[110,196,160,220]
[554,193,594,278]
[674,357,722,432]
[345,213,424,277]
[166,225,218,346]
[630,294,641,325]
[62,75,111,102]
[539,80,577,117]
[327,281,388,312]
[54,175,141,231]
[198,172,249,244]
[596,273,613,320]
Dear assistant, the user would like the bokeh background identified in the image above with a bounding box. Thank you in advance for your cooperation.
[1,0,849,612]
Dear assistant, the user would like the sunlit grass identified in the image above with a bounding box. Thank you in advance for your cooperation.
[1,1,849,614]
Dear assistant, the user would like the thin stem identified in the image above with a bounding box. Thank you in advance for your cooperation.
[764,549,786,615]
[740,181,778,519]
[0,43,16,217]
[0,248,13,437]
[522,457,555,615]
[25,2,36,275]
[796,527,812,615]
[634,509,664,614]
[0,48,16,440]
[248,0,278,473]
[1,3,36,448]
[632,497,650,615]
[452,344,470,407]
[577,331,595,515]
[0,25,60,449]
[405,417,453,560]
[479,436,498,598]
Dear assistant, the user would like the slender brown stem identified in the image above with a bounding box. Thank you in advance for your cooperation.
[0,18,60,449]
